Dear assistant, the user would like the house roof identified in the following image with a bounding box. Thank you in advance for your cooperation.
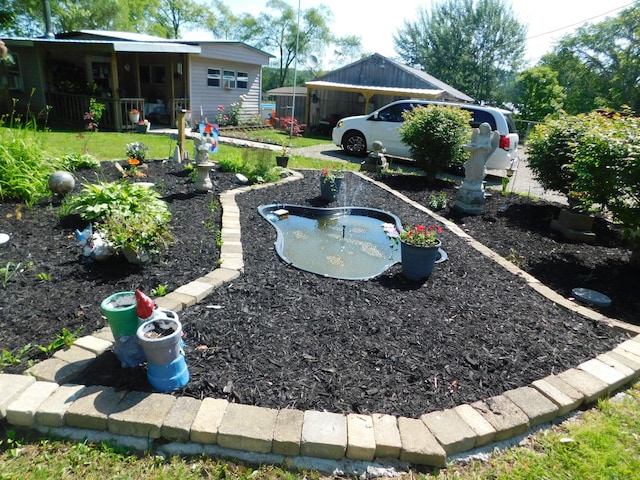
[5,32,200,54]
[305,81,444,100]
[266,86,308,97]
[315,53,473,103]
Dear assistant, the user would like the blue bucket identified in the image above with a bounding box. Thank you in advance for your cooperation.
[146,355,189,392]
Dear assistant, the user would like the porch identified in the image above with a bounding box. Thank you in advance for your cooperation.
[46,93,190,131]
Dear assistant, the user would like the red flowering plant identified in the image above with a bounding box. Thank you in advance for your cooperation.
[320,165,345,183]
[382,223,443,247]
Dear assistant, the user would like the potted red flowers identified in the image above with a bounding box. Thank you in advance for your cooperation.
[384,223,443,281]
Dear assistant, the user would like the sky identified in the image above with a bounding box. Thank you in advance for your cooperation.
[218,0,637,67]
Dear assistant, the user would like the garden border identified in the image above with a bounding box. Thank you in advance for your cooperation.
[1,170,639,473]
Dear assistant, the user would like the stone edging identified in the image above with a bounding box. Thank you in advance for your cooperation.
[1,170,639,473]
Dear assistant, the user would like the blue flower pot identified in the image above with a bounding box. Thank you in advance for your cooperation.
[400,240,441,281]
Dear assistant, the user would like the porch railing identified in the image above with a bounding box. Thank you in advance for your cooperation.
[46,93,147,131]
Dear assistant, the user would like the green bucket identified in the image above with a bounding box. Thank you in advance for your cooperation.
[101,291,138,337]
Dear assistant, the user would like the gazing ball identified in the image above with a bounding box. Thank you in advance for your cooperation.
[48,171,75,195]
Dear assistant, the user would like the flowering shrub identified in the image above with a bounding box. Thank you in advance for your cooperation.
[320,166,345,182]
[383,223,443,247]
[280,116,305,136]
[126,141,149,161]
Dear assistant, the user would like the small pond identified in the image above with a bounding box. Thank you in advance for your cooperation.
[258,204,403,280]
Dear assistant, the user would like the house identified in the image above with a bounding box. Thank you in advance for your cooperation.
[302,53,474,132]
[0,30,273,131]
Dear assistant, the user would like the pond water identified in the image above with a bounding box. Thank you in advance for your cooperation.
[258,204,403,280]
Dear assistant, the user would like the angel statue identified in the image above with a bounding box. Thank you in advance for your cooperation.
[462,122,499,185]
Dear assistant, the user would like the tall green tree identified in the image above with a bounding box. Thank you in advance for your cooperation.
[514,66,565,122]
[393,0,526,103]
[149,0,212,39]
[540,3,640,113]
[212,0,335,87]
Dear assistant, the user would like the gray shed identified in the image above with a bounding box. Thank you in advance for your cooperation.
[302,53,473,133]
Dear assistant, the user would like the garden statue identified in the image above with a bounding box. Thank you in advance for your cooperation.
[75,224,111,263]
[454,122,500,215]
[462,123,499,186]
[360,140,388,172]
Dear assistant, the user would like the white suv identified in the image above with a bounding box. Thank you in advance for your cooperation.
[332,99,519,171]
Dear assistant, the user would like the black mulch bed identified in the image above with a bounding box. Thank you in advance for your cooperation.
[0,161,637,419]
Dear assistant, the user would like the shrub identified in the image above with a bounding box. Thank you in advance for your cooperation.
[528,111,640,267]
[61,181,172,260]
[398,105,471,181]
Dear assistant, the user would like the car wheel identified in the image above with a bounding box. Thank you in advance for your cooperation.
[342,131,367,157]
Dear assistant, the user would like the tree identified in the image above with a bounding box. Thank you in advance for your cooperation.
[149,0,212,39]
[540,3,640,113]
[514,66,565,122]
[393,0,526,103]
[213,0,338,87]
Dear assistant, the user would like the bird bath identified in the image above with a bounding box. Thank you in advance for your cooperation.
[259,204,404,280]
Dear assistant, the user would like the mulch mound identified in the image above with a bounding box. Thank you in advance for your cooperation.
[0,162,636,418]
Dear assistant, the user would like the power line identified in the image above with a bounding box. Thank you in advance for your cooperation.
[526,1,637,40]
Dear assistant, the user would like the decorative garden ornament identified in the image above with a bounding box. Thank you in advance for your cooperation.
[454,122,500,215]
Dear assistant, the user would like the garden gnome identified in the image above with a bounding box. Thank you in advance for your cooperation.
[454,122,499,215]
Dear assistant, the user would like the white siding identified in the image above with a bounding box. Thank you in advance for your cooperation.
[189,54,263,124]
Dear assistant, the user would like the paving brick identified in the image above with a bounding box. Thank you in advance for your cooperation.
[471,395,529,441]
[558,368,609,404]
[66,386,127,431]
[73,335,113,355]
[397,416,446,467]
[108,391,176,438]
[163,291,197,308]
[601,350,640,376]
[504,386,559,427]
[618,339,640,357]
[578,358,629,392]
[35,384,86,427]
[346,414,376,461]
[273,408,304,456]
[0,374,36,418]
[53,345,97,364]
[612,346,640,367]
[221,242,242,254]
[421,409,476,455]
[531,377,583,416]
[92,327,115,343]
[174,280,214,303]
[217,403,278,453]
[203,268,241,286]
[25,358,88,385]
[154,295,184,312]
[190,397,228,444]
[6,381,59,427]
[453,404,496,447]
[371,413,402,459]
[597,352,638,380]
[301,410,347,460]
[162,396,202,442]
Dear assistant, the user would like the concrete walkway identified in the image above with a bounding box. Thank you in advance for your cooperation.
[1,137,639,475]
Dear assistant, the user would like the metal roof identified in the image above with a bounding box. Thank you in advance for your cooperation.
[305,81,445,99]
[4,36,200,54]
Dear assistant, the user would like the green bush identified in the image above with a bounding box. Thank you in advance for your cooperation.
[61,181,172,259]
[398,105,471,181]
[528,111,640,266]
